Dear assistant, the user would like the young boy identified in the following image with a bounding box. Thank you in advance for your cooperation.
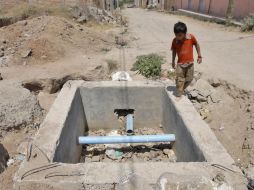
[171,22,202,100]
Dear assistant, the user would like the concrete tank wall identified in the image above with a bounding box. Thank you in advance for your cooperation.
[34,81,234,165]
[79,83,165,130]
[53,90,87,163]
[162,89,205,162]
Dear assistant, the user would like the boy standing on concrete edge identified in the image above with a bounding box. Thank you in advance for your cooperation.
[171,22,202,100]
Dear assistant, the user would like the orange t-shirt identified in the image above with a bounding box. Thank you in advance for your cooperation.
[171,34,198,64]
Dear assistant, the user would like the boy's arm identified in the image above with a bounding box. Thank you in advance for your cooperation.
[194,43,202,64]
[172,49,176,69]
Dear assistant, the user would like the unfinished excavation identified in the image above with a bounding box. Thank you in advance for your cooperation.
[14,81,247,189]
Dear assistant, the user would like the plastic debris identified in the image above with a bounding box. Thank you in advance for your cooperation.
[105,149,123,160]
[112,71,132,81]
[16,154,26,161]
[7,158,15,166]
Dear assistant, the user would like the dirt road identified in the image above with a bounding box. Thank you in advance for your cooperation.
[123,8,254,90]
[123,8,254,171]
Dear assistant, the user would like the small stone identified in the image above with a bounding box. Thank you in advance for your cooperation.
[199,108,210,120]
[85,157,92,162]
[0,46,4,51]
[0,51,4,57]
[21,49,32,58]
[163,149,176,162]
[198,89,212,97]
[210,91,221,103]
[209,78,221,87]
[77,15,88,23]
[189,90,198,98]
[213,173,226,184]
[143,152,150,158]
[91,155,100,162]
[163,149,171,155]
[197,95,207,102]
[207,96,213,104]
[17,141,28,155]
[0,73,3,80]
[153,157,161,162]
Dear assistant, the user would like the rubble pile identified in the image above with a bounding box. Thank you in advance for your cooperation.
[71,6,122,24]
[80,128,176,163]
[0,84,43,133]
[187,78,222,120]
[0,15,113,66]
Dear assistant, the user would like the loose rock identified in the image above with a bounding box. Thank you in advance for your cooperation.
[189,90,198,98]
[77,15,88,23]
[208,78,221,87]
[91,155,100,162]
[197,95,207,102]
[21,49,32,58]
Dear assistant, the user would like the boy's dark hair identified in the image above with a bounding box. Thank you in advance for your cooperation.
[174,22,187,34]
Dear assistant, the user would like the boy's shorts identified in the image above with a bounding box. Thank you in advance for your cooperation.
[175,64,194,97]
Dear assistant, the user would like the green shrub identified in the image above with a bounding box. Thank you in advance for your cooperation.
[131,53,165,79]
[241,14,254,32]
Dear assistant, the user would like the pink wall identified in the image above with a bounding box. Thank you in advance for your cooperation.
[234,0,254,18]
[209,0,229,18]
[173,0,254,19]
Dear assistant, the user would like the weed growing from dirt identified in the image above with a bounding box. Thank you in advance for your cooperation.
[241,14,254,32]
[131,53,165,79]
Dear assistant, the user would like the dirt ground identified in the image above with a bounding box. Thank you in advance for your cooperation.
[0,6,254,190]
[122,8,254,173]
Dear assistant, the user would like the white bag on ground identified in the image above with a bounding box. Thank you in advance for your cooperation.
[112,71,132,81]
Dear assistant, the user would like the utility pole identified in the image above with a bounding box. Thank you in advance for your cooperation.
[226,0,235,19]
[207,0,212,14]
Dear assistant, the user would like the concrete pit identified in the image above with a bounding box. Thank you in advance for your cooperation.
[52,81,207,163]
[14,81,247,190]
